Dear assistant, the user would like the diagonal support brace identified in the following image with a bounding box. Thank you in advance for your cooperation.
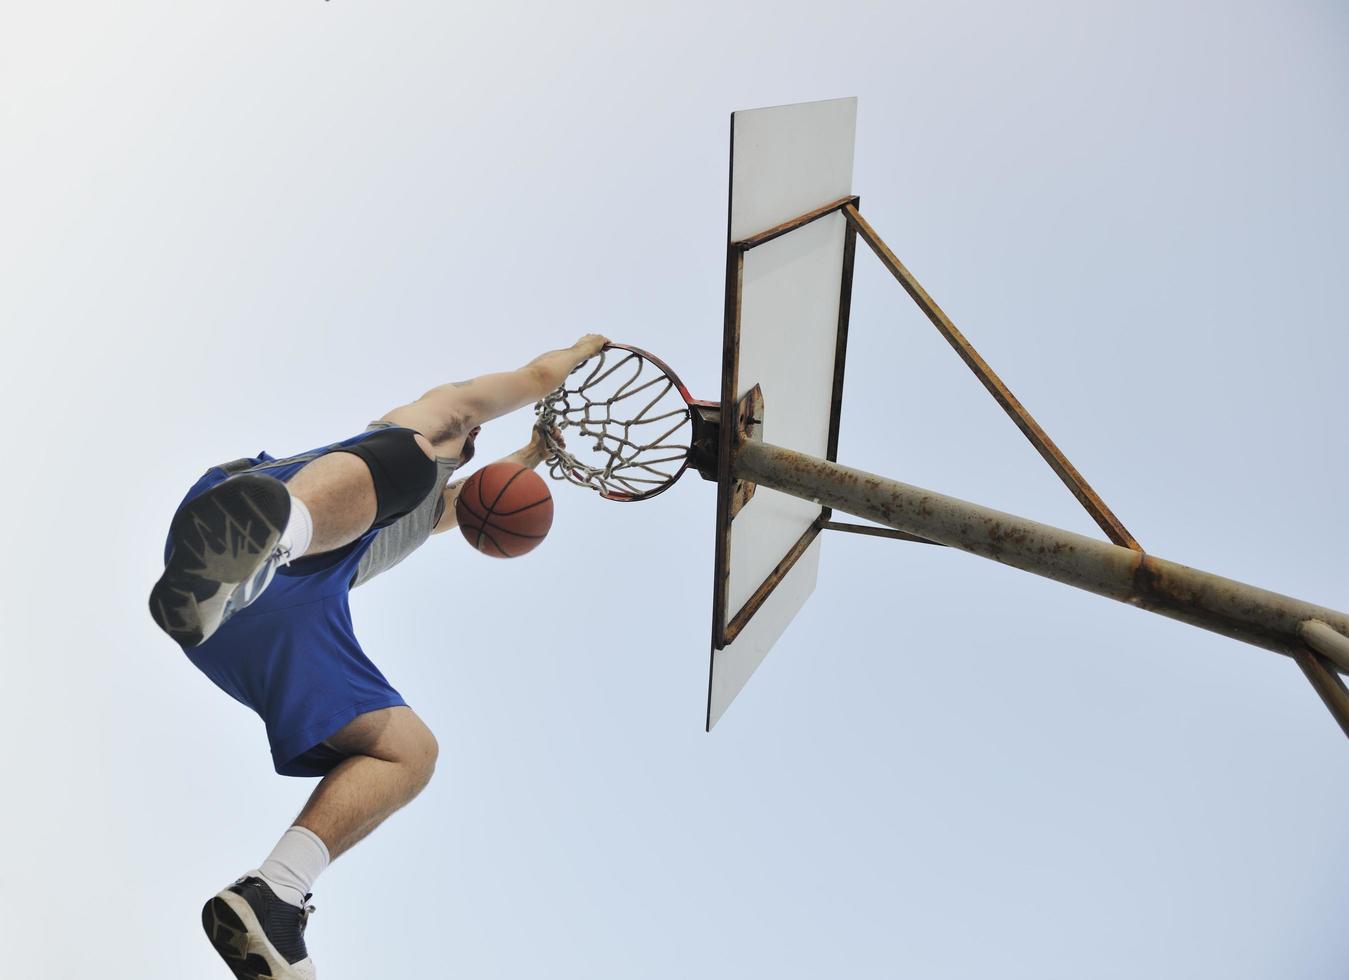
[843,204,1141,552]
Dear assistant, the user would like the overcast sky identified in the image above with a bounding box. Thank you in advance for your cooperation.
[3,2,1347,978]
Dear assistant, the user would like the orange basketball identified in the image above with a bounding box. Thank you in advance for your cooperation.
[454,462,554,558]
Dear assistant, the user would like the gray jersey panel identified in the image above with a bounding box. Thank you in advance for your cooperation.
[351,424,460,589]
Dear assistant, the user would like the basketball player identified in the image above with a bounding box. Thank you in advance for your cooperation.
[150,333,608,979]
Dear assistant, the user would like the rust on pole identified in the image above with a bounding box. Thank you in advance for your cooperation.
[842,204,1141,553]
[734,439,1349,735]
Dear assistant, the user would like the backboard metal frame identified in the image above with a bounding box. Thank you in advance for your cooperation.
[711,193,859,653]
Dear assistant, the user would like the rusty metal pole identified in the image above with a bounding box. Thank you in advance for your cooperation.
[735,440,1349,694]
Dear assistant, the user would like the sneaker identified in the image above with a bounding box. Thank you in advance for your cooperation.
[149,473,291,648]
[202,876,317,980]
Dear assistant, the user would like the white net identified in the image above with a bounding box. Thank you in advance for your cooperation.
[536,346,693,501]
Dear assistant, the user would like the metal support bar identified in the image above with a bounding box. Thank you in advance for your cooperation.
[1302,620,1349,673]
[1292,647,1349,740]
[825,212,858,465]
[736,439,1349,694]
[821,203,859,526]
[842,204,1141,552]
[822,521,942,545]
[724,520,822,647]
[734,195,860,251]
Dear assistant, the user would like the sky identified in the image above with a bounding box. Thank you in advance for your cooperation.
[2,1,1347,977]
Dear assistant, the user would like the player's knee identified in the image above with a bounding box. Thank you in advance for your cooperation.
[340,427,440,529]
[407,724,439,789]
[387,710,438,779]
[414,721,439,768]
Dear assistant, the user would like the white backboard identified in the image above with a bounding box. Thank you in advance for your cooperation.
[708,97,857,729]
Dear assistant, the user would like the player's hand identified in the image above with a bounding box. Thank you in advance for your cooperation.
[525,422,563,465]
[572,333,610,361]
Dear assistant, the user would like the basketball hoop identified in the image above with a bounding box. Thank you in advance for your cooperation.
[535,344,705,502]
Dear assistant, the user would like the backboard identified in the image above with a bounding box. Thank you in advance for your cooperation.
[707,97,858,729]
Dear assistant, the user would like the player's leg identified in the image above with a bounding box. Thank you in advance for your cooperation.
[291,707,440,859]
[284,429,438,557]
[152,427,440,649]
[200,709,437,980]
[282,451,376,556]
[150,472,295,649]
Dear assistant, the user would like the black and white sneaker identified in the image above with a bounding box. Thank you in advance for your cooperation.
[202,876,318,980]
[149,473,292,648]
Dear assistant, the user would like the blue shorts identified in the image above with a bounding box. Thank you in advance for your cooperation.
[166,426,452,777]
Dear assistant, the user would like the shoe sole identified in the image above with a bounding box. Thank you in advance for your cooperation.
[202,893,311,980]
[150,474,290,649]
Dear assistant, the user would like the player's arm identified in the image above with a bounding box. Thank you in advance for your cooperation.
[454,334,608,424]
[431,426,555,534]
[384,334,607,453]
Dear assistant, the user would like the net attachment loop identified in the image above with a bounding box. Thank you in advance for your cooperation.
[535,344,700,502]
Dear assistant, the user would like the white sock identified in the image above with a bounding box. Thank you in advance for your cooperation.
[255,826,330,908]
[279,495,314,562]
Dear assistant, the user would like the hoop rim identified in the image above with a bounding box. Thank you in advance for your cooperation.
[538,343,705,503]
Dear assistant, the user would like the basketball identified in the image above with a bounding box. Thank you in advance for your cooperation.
[455,462,554,558]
